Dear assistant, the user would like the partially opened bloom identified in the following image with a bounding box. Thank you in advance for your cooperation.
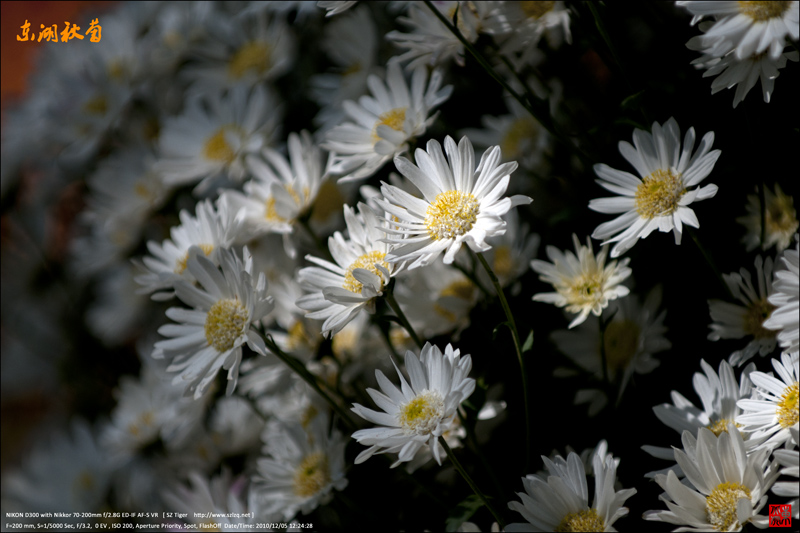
[378,135,532,269]
[296,203,396,338]
[737,352,799,451]
[350,343,475,467]
[588,118,721,258]
[152,247,273,399]
[644,426,773,531]
[506,447,636,532]
[763,241,800,353]
[737,184,798,253]
[530,235,632,328]
[322,60,452,182]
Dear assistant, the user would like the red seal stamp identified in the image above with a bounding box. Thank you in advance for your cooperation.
[769,504,792,527]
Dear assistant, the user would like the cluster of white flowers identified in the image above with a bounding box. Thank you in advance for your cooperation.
[1,1,797,530]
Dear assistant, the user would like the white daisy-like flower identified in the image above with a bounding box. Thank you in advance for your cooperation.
[378,135,532,268]
[350,342,476,467]
[530,234,632,329]
[763,241,800,353]
[220,130,326,253]
[296,203,396,338]
[322,59,452,182]
[485,1,572,68]
[182,10,295,96]
[152,247,274,399]
[643,359,756,478]
[318,0,358,17]
[252,415,348,521]
[644,426,773,531]
[772,425,799,519]
[676,1,799,60]
[506,447,636,532]
[155,84,280,192]
[709,255,778,366]
[588,117,721,258]
[482,209,541,292]
[135,199,236,300]
[386,1,489,69]
[737,184,798,253]
[737,352,799,451]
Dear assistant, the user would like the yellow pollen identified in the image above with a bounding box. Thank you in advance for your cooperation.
[493,245,514,279]
[564,273,605,313]
[301,404,318,429]
[134,182,157,203]
[175,244,214,274]
[501,118,539,158]
[635,169,686,219]
[372,107,407,141]
[521,1,556,19]
[82,96,108,116]
[706,482,751,530]
[738,1,790,21]
[287,320,316,352]
[555,508,606,532]
[265,186,305,222]
[203,127,239,163]
[399,391,445,435]
[228,41,271,80]
[293,451,331,497]
[204,298,248,352]
[434,279,475,321]
[342,251,389,294]
[743,298,776,339]
[310,180,345,223]
[706,418,742,437]
[108,59,127,81]
[332,328,358,360]
[777,381,799,428]
[342,61,362,77]
[603,319,641,371]
[766,188,799,237]
[127,411,155,437]
[425,190,480,240]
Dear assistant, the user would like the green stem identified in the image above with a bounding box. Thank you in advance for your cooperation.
[688,227,733,300]
[384,280,424,349]
[474,251,531,472]
[422,0,592,166]
[598,315,610,385]
[440,437,506,529]
[458,411,509,503]
[263,334,359,431]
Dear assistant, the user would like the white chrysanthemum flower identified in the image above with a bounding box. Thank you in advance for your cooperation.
[772,425,799,519]
[737,352,799,451]
[155,85,280,192]
[677,1,799,60]
[318,0,358,17]
[737,184,798,252]
[295,203,396,338]
[221,131,326,251]
[709,255,778,366]
[530,234,632,329]
[482,209,541,292]
[644,426,773,531]
[552,286,670,405]
[135,199,236,300]
[378,135,532,268]
[182,11,295,96]
[643,359,755,478]
[486,1,572,67]
[506,448,636,532]
[764,241,800,353]
[386,1,489,69]
[322,59,452,182]
[152,247,274,399]
[162,469,260,528]
[588,118,721,258]
[252,415,348,521]
[351,343,476,467]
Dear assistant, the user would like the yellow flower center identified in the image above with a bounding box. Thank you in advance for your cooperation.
[501,118,539,159]
[706,482,751,531]
[603,319,641,371]
[228,41,271,80]
[743,298,776,339]
[555,508,606,532]
[635,169,686,219]
[293,451,331,497]
[777,381,799,428]
[175,244,214,274]
[425,190,480,240]
[342,251,389,294]
[301,404,318,429]
[399,391,445,435]
[434,279,475,321]
[738,1,790,21]
[82,95,108,116]
[203,126,240,164]
[706,418,742,437]
[563,273,605,314]
[372,107,407,142]
[766,189,799,238]
[521,1,557,19]
[332,327,358,361]
[264,185,307,223]
[287,320,316,352]
[204,298,248,352]
[127,411,155,437]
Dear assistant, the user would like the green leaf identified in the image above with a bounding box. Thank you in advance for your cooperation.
[522,330,534,353]
[445,495,484,532]
[620,90,646,110]
[492,321,511,340]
